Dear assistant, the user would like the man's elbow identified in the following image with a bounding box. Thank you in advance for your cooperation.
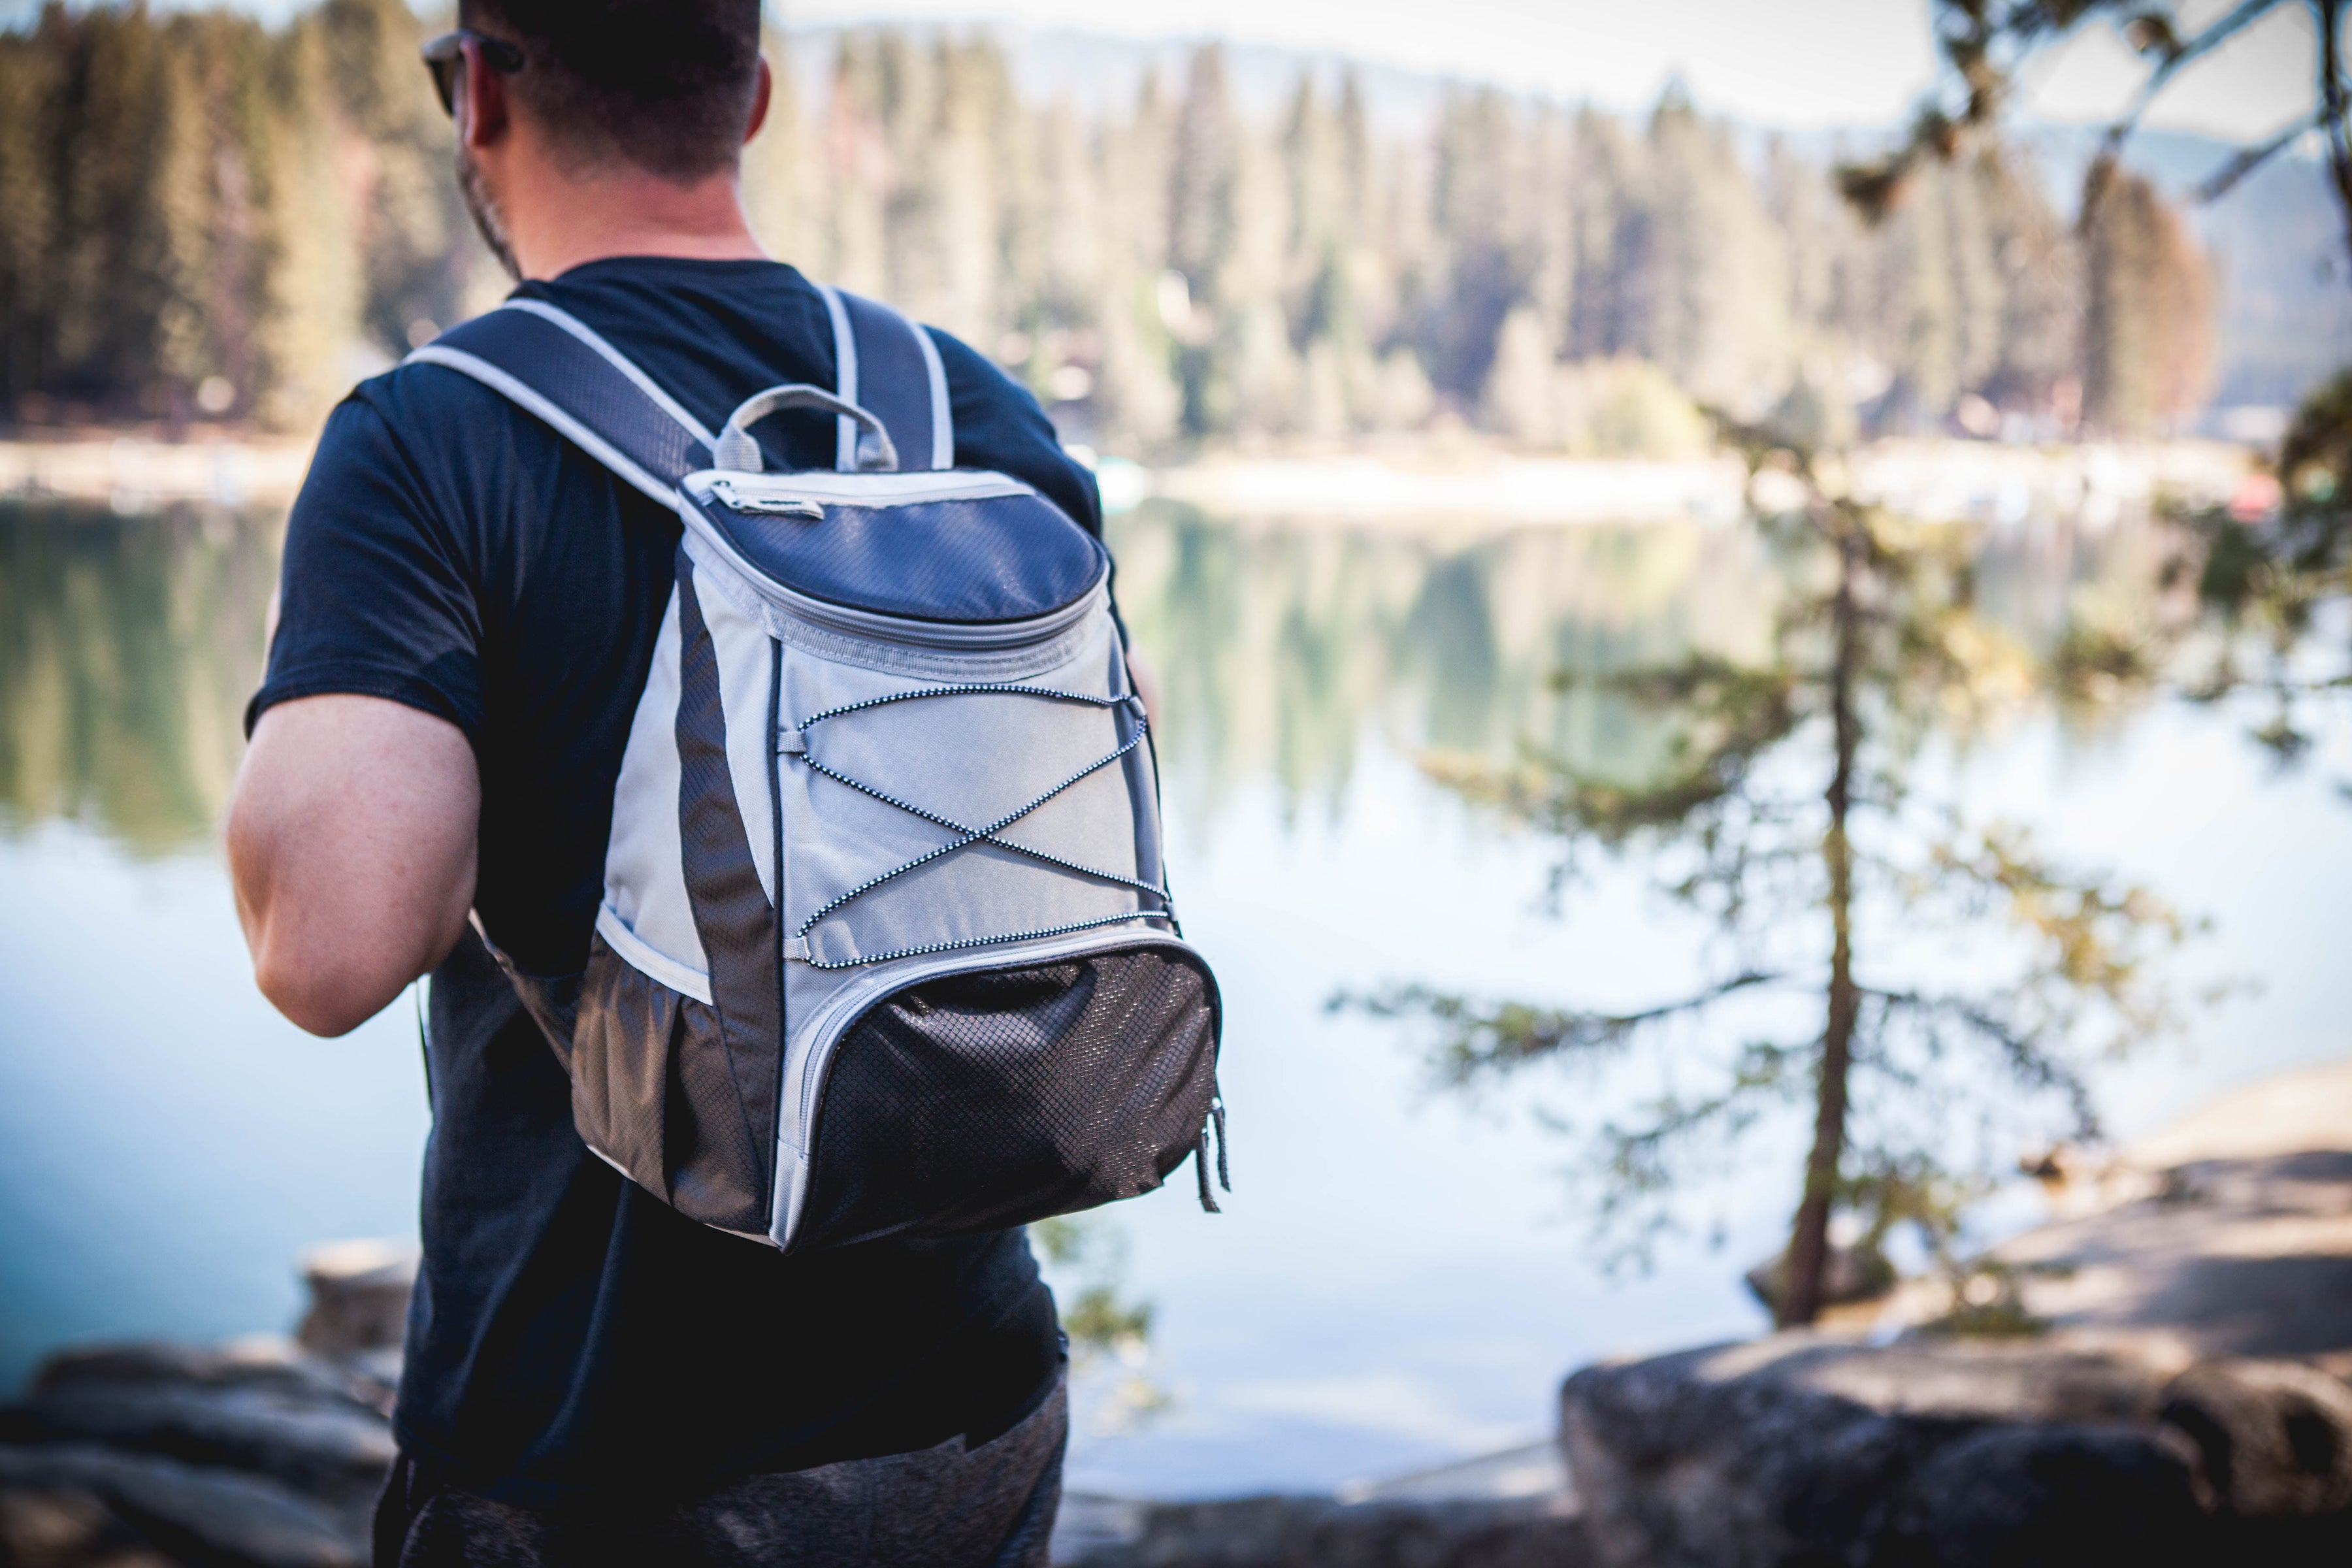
[252,939,406,1038]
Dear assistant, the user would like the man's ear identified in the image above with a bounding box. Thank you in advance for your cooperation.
[744,56,773,144]
[461,41,511,151]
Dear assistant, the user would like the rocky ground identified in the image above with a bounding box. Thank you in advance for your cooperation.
[4,1064,2346,1566]
[0,1243,410,1568]
[1560,1060,2352,1567]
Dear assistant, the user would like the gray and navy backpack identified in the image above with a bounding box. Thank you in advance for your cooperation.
[409,285,1226,1251]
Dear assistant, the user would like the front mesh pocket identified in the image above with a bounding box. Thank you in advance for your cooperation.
[791,943,1219,1250]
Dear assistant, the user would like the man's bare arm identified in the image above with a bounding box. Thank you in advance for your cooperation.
[229,695,480,1037]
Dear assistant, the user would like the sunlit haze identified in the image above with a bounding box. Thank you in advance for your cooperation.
[785,0,2315,139]
[2,0,2312,138]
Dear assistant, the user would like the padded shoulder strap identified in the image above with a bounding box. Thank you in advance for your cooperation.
[816,284,953,472]
[404,301,712,503]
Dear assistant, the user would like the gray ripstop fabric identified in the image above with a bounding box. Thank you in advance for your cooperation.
[672,558,782,1232]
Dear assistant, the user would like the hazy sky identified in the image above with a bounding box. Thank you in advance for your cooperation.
[784,0,2316,140]
[22,0,2315,141]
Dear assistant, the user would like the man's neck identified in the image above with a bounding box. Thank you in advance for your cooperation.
[505,161,768,282]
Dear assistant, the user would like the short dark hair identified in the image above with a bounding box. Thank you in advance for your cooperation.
[457,0,764,180]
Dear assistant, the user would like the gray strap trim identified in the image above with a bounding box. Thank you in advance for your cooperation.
[913,319,953,470]
[501,300,719,445]
[405,344,676,508]
[817,282,859,471]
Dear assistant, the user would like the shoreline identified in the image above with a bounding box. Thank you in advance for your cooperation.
[3,431,2253,531]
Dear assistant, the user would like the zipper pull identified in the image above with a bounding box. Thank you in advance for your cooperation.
[1213,1098,1230,1194]
[1194,1126,1221,1214]
[708,478,823,520]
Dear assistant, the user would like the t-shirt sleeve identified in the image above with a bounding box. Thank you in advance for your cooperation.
[245,387,485,745]
[925,327,1105,536]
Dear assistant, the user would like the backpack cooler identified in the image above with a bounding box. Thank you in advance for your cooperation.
[409,286,1226,1250]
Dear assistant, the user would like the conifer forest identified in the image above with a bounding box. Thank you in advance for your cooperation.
[0,0,2219,451]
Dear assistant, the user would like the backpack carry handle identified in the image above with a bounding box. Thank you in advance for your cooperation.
[713,384,899,474]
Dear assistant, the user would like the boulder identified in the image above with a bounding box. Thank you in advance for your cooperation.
[1876,1424,2210,1567]
[0,1482,176,1568]
[1558,1335,2202,1567]
[2161,1357,2352,1517]
[16,1339,395,1511]
[0,1444,360,1568]
[294,1241,417,1359]
[1065,1494,1592,1567]
[2159,1358,2352,1558]
[13,1385,395,1511]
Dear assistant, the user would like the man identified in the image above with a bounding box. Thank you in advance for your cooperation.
[227,3,1090,1562]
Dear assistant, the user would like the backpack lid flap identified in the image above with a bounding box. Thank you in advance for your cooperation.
[683,469,1106,625]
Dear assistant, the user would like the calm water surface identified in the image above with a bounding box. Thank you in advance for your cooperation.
[1,495,2346,1497]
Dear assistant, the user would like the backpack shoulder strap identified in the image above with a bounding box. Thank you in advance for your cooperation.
[815,284,954,472]
[405,300,712,502]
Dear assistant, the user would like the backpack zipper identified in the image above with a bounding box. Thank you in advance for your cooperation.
[706,477,823,519]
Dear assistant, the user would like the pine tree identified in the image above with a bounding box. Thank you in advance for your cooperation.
[253,12,361,429]
[2085,170,2215,438]
[0,27,59,408]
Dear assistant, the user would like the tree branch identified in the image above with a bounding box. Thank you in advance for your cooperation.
[1335,970,1786,1082]
[2194,104,2331,203]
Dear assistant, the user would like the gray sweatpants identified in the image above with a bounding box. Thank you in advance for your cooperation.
[374,1378,1066,1567]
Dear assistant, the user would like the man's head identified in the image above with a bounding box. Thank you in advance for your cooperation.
[443,0,770,278]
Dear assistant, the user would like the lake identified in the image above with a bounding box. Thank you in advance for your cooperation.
[1,491,2347,1499]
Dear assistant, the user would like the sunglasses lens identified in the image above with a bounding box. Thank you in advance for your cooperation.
[428,54,458,115]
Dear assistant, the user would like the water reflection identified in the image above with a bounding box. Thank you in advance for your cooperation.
[0,502,278,854]
[1109,500,2167,828]
[0,497,2172,853]
[1110,504,1784,825]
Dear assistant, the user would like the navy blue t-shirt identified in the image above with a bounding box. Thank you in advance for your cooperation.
[249,257,1088,1507]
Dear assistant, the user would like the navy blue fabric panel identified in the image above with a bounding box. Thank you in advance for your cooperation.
[429,310,706,489]
[669,558,781,1232]
[838,292,937,471]
[698,491,1105,624]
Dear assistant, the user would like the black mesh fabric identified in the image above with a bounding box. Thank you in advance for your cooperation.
[790,942,1220,1252]
[696,492,1105,624]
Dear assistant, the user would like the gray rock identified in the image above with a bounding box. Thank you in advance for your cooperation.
[0,1482,178,1568]
[1066,1494,1592,1567]
[0,1443,361,1567]
[12,1339,397,1512]
[295,1241,417,1360]
[2160,1357,2352,1557]
[1877,1423,2211,1567]
[1558,1335,2183,1568]
[15,1385,395,1509]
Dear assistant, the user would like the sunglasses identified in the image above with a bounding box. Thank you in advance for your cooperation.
[420,29,526,117]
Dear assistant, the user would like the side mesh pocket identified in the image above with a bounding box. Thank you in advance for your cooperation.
[572,932,776,1237]
[791,942,1220,1251]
